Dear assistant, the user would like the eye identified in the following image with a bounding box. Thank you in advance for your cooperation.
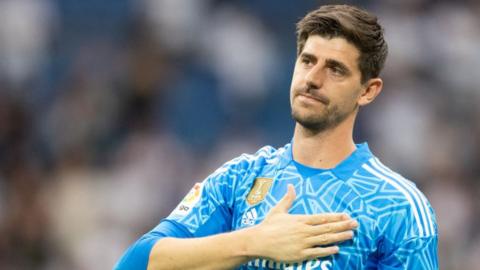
[329,66,346,76]
[300,56,313,66]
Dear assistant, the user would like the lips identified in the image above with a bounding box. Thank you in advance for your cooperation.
[297,93,330,105]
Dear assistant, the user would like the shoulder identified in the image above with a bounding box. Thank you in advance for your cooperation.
[199,145,284,207]
[356,157,437,239]
[210,145,283,178]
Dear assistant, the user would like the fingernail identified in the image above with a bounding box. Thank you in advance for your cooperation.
[350,220,358,227]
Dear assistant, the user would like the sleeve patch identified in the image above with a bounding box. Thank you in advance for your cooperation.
[171,182,204,217]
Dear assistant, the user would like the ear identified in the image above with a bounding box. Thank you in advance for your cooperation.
[358,78,383,106]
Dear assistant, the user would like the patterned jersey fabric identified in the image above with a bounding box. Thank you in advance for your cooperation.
[114,142,438,270]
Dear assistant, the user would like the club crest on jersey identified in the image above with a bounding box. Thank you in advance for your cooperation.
[247,178,273,205]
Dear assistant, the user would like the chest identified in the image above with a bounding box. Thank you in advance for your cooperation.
[231,173,378,269]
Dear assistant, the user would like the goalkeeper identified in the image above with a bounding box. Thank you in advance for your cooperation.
[115,4,438,270]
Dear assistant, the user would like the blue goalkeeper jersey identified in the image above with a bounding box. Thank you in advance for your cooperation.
[115,142,438,270]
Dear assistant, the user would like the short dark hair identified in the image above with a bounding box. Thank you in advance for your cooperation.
[296,5,388,83]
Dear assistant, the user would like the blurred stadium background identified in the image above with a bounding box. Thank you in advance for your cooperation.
[0,0,479,269]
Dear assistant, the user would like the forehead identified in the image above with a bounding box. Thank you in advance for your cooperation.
[302,35,360,70]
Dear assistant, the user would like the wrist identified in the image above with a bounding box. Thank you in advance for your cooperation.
[234,225,263,259]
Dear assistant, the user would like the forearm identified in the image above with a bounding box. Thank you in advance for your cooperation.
[147,227,256,270]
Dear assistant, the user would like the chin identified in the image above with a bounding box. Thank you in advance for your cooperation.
[292,106,325,121]
[292,110,328,130]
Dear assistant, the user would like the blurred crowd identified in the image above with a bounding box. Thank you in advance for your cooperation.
[0,0,479,269]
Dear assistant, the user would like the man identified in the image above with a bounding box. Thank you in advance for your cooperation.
[115,4,438,270]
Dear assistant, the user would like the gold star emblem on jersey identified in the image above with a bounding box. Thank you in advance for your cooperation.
[247,178,273,205]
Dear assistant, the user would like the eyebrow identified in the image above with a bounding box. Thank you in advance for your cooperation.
[300,52,317,63]
[325,59,351,75]
[300,52,352,75]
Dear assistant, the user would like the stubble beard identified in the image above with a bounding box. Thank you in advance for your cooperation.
[291,103,356,133]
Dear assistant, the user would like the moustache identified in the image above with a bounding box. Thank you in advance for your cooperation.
[296,86,330,105]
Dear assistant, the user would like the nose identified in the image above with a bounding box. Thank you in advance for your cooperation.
[304,65,325,90]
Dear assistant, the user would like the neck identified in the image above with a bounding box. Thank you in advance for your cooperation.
[292,113,357,169]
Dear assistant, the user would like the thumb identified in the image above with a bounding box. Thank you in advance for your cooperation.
[271,184,296,213]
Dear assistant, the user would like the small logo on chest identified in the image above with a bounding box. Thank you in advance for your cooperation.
[241,208,258,226]
[246,178,273,205]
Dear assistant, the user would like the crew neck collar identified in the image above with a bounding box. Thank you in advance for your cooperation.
[277,141,373,180]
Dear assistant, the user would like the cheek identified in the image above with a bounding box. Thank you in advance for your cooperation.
[338,88,361,109]
[291,63,305,84]
[290,69,302,101]
[327,84,359,106]
[290,74,299,90]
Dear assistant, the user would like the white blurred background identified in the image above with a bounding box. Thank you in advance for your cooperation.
[0,0,478,269]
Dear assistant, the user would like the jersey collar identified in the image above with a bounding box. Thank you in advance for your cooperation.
[277,141,373,180]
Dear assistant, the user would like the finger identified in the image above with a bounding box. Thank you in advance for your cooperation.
[303,246,339,259]
[270,184,296,213]
[310,219,358,235]
[298,213,350,225]
[306,231,354,246]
